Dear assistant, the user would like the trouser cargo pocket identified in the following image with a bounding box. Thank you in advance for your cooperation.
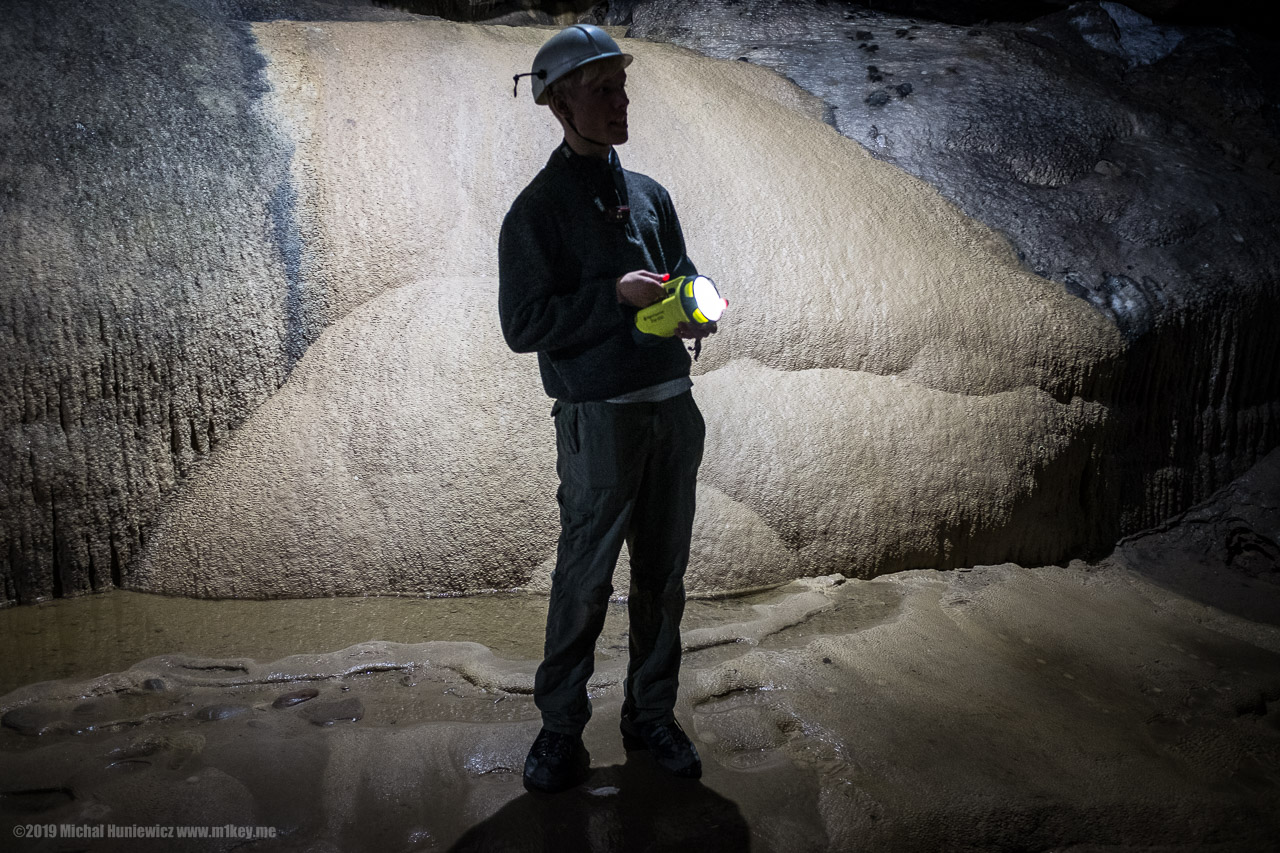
[553,400,625,489]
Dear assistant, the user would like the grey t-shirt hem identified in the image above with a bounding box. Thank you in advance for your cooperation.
[605,376,693,404]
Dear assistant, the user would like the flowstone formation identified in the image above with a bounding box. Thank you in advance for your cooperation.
[1,0,1275,602]
[125,17,1128,598]
[593,0,1280,531]
[0,0,299,604]
[0,0,418,605]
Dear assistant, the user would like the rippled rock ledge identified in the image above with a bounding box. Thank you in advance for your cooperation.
[3,452,1277,852]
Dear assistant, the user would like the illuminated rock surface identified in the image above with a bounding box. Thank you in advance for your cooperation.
[0,0,418,604]
[124,17,1128,596]
[601,0,1280,531]
[1,0,1276,602]
[1,1,1276,847]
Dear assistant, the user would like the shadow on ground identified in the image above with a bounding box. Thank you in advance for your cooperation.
[449,756,750,852]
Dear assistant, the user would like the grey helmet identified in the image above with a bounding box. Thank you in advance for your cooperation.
[521,24,633,105]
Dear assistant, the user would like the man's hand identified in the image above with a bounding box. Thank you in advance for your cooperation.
[676,321,717,340]
[616,270,667,307]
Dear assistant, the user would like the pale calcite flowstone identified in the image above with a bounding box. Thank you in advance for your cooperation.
[130,22,1123,597]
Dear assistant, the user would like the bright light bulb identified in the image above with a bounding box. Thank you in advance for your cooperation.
[692,276,725,322]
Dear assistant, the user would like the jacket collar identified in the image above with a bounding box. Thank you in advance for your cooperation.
[550,141,622,175]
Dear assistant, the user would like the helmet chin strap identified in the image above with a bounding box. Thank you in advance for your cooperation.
[555,100,611,151]
[566,117,611,150]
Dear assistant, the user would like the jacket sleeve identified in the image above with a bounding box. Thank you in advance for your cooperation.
[498,196,628,355]
[660,188,698,281]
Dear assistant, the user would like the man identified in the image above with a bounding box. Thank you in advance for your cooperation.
[499,24,716,794]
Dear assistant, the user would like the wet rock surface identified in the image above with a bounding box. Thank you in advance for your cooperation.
[271,687,320,708]
[0,576,1274,850]
[3,458,1278,850]
[195,704,252,723]
[1,707,63,738]
[299,696,364,725]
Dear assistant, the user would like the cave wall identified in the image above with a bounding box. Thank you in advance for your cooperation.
[123,20,1126,598]
[0,0,314,603]
[1,0,1276,603]
[598,0,1280,534]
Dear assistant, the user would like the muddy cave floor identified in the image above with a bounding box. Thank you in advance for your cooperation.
[2,467,1280,852]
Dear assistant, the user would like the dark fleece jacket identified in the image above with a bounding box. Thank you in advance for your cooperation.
[498,143,698,402]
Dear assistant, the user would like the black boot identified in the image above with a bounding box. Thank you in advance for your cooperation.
[523,728,590,793]
[620,718,701,779]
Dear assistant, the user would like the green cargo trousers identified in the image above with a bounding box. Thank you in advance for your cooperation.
[536,390,705,735]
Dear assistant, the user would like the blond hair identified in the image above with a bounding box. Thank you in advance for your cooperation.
[546,55,628,102]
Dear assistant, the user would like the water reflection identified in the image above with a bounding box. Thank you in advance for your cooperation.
[0,588,784,698]
[0,591,556,697]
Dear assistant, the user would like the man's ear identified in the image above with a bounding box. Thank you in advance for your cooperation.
[549,89,572,124]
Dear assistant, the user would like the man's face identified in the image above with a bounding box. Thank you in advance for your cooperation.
[554,67,629,147]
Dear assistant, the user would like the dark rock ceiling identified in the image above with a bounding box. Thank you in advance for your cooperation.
[369,0,1266,30]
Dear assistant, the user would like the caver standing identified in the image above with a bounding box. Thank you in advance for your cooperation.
[500,24,717,794]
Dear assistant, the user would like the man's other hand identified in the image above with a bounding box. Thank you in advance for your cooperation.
[676,321,717,340]
[616,270,667,307]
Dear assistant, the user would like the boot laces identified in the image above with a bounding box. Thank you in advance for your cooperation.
[534,730,576,758]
